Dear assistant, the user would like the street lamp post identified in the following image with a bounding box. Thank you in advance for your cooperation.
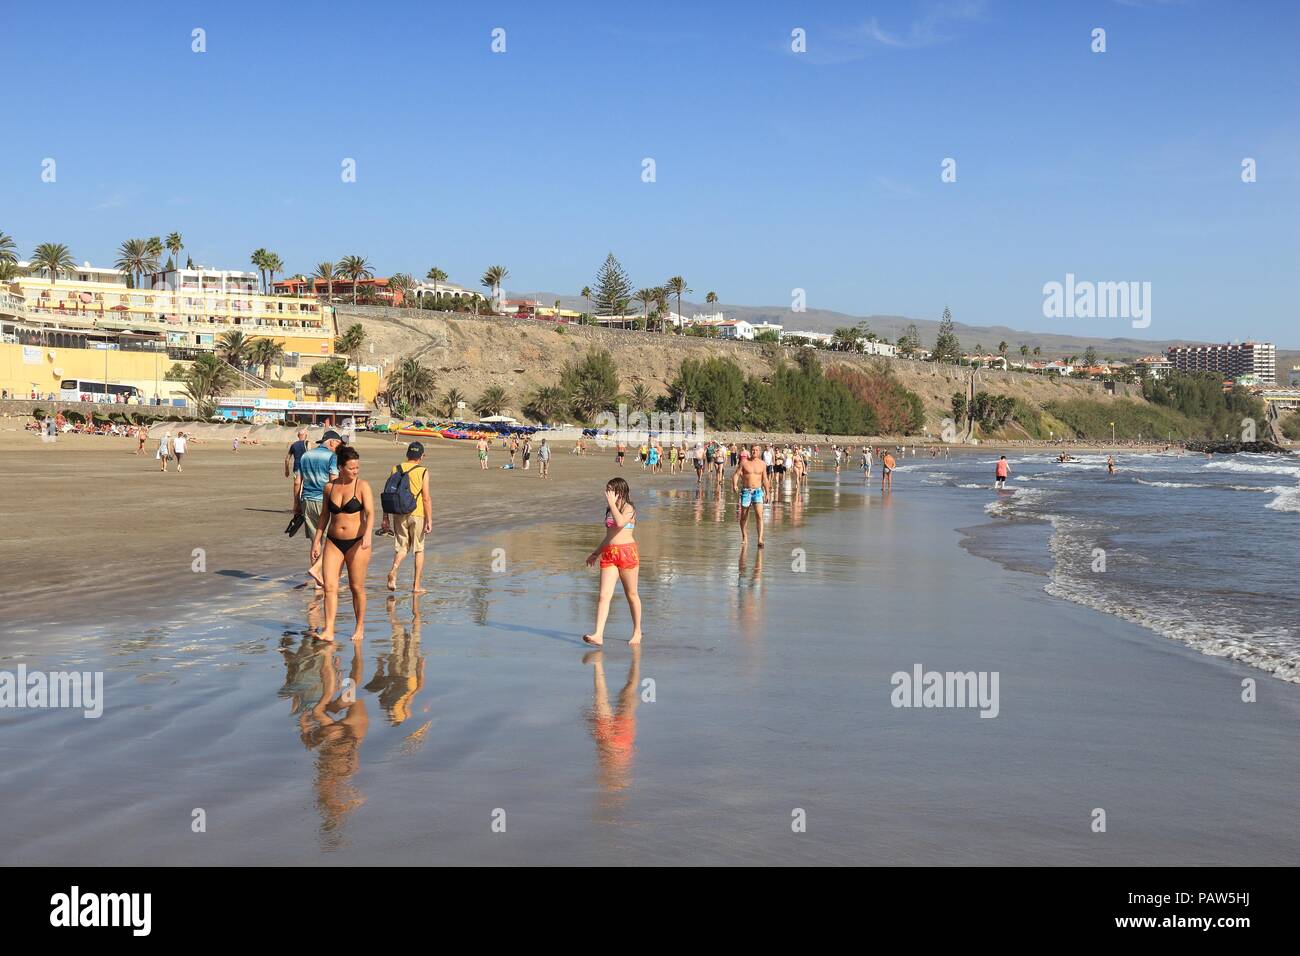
[1110,421,1116,446]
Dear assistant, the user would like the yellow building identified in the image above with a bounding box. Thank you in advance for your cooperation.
[10,262,334,360]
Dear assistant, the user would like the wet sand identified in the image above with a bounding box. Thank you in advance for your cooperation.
[2,430,1298,865]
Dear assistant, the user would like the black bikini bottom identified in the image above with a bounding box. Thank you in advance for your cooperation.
[327,535,364,556]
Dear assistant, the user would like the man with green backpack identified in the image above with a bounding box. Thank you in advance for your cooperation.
[380,442,433,593]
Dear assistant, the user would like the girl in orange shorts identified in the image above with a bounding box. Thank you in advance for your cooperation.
[583,477,642,646]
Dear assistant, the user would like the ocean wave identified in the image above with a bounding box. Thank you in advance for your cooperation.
[1266,483,1300,514]
[984,486,1050,517]
[1204,460,1300,477]
[1044,577,1300,683]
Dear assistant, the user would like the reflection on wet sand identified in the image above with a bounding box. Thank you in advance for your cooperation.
[366,595,426,726]
[585,647,641,808]
[283,600,370,849]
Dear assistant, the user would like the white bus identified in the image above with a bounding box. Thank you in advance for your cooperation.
[58,379,143,403]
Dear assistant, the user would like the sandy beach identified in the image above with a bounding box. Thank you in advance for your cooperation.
[1,423,1297,865]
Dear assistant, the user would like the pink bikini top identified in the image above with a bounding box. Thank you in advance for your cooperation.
[605,509,635,530]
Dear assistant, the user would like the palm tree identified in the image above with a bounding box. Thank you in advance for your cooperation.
[388,272,415,307]
[474,385,508,417]
[313,261,337,301]
[385,356,438,412]
[706,291,718,310]
[0,261,18,281]
[337,255,373,304]
[481,265,509,312]
[115,238,158,288]
[146,236,163,269]
[442,387,467,418]
[1033,346,1042,357]
[635,288,656,329]
[313,360,360,402]
[250,248,270,293]
[524,384,568,424]
[249,337,286,381]
[0,230,17,265]
[178,353,238,416]
[264,252,284,292]
[653,287,669,332]
[580,285,593,320]
[217,330,253,368]
[571,376,617,421]
[627,382,653,408]
[165,232,183,272]
[334,323,367,377]
[425,267,448,283]
[665,276,690,331]
[28,243,77,285]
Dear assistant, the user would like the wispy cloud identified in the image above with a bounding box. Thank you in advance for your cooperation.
[94,193,127,210]
[787,0,986,65]
[856,0,986,50]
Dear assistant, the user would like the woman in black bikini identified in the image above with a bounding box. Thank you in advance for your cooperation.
[310,445,375,642]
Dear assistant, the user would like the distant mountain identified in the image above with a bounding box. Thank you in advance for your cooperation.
[513,291,1297,366]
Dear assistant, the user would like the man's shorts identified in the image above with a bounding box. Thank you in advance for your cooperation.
[302,498,324,540]
[740,487,765,508]
[693,460,703,471]
[393,513,427,555]
[600,542,639,570]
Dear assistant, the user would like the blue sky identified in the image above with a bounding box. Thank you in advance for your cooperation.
[2,0,1296,344]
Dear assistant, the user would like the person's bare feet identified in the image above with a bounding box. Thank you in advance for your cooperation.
[386,571,397,591]
[582,634,603,647]
[412,584,427,594]
[316,630,336,643]
[628,630,642,645]
[350,628,364,642]
[308,564,324,589]
[582,649,603,665]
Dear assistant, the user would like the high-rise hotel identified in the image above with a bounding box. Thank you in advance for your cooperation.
[1165,342,1276,385]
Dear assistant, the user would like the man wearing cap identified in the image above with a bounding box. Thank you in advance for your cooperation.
[381,441,433,593]
[295,429,343,584]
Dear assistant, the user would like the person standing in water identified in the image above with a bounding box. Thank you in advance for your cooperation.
[994,455,1011,490]
[881,449,896,491]
[538,438,551,478]
[733,443,769,549]
[583,477,641,647]
[310,444,375,642]
[1107,455,1116,475]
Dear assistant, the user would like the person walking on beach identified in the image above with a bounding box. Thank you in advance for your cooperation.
[881,449,896,491]
[136,426,148,456]
[994,454,1010,490]
[476,436,489,470]
[583,477,642,647]
[693,441,705,484]
[380,441,432,594]
[733,443,769,550]
[285,428,310,515]
[157,431,173,472]
[297,430,343,584]
[616,441,626,467]
[522,435,532,470]
[173,431,188,473]
[509,436,519,468]
[310,444,374,642]
[538,438,551,478]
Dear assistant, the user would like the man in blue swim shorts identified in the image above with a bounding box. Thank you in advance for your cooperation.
[732,443,770,550]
